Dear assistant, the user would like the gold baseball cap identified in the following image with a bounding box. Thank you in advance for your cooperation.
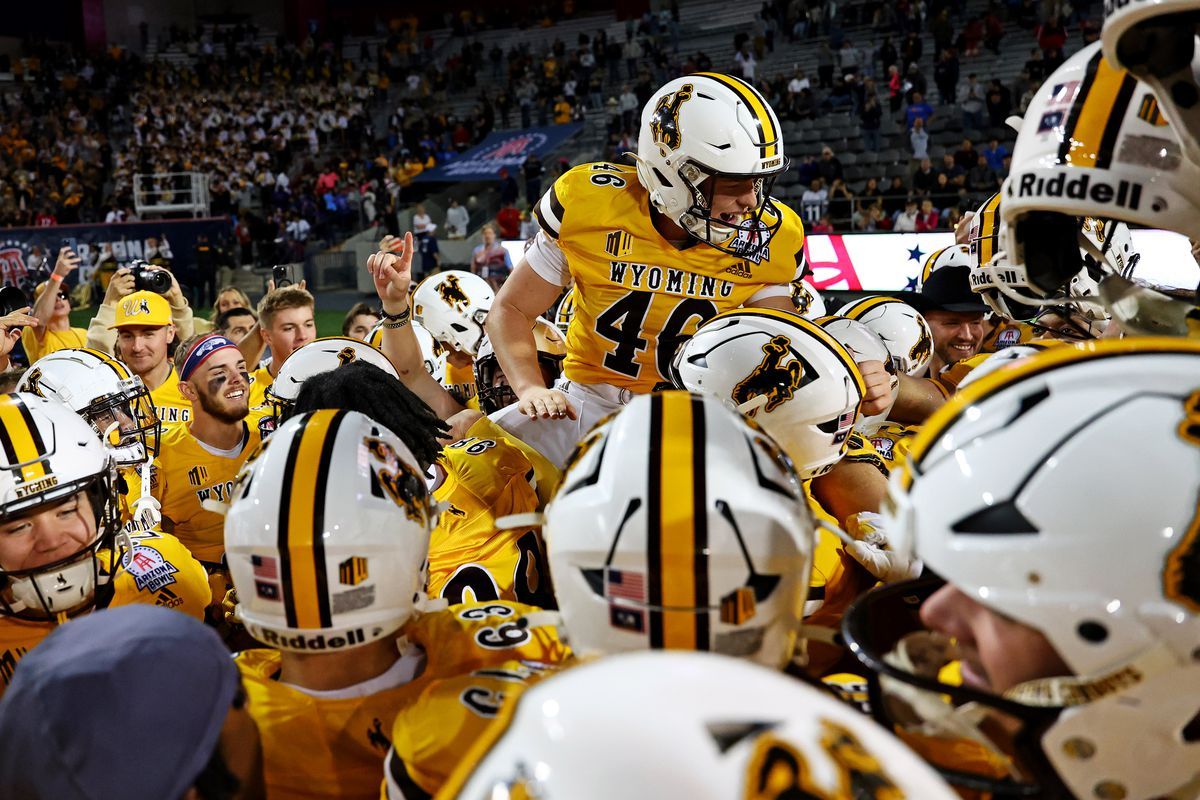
[110,291,172,328]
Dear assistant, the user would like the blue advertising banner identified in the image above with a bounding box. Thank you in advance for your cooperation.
[0,217,234,291]
[415,124,585,183]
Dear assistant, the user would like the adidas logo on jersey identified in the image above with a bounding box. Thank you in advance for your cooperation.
[725,261,753,279]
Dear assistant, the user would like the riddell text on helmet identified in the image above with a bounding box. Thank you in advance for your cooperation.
[1014,172,1142,211]
[253,627,369,650]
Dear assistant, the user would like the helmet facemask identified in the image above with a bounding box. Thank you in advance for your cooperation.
[671,159,787,261]
[87,383,161,468]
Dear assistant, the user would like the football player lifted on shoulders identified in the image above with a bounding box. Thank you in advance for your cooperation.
[0,393,208,696]
[843,340,1200,799]
[481,73,893,468]
[224,410,569,800]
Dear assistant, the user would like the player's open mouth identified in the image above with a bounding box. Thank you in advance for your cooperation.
[225,389,245,400]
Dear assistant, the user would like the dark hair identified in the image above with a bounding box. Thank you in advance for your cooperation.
[340,302,379,336]
[214,307,257,333]
[288,362,448,470]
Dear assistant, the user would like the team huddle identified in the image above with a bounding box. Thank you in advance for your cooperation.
[1,8,1200,799]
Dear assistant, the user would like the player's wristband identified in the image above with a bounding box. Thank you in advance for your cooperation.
[381,306,411,327]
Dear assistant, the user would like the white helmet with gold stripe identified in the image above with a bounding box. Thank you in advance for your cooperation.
[441,650,959,799]
[632,73,789,259]
[225,409,436,651]
[919,244,973,290]
[18,348,160,468]
[843,339,1200,799]
[816,316,898,435]
[544,391,813,669]
[411,270,494,357]
[0,393,121,620]
[1004,42,1200,335]
[265,336,398,424]
[836,296,934,377]
[672,309,865,479]
[367,317,440,378]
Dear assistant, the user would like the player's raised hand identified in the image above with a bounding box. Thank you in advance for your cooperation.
[366,232,413,309]
[517,385,577,421]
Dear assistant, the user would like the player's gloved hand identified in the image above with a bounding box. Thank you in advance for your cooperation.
[843,511,922,583]
[222,587,239,625]
[517,386,578,421]
[857,359,897,417]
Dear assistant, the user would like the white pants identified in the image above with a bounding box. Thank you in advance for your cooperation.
[489,378,636,470]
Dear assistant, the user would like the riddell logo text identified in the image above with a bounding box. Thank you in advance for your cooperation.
[1016,173,1142,211]
[255,627,367,650]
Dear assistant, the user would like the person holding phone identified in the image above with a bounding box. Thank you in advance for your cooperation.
[24,247,88,363]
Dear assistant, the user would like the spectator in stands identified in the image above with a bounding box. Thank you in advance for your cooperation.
[817,42,835,88]
[214,287,252,319]
[416,229,441,279]
[445,198,470,240]
[215,307,258,343]
[520,209,539,240]
[894,199,920,232]
[940,153,967,189]
[838,40,862,76]
[959,73,987,130]
[411,204,435,236]
[852,201,886,231]
[496,200,522,240]
[735,43,757,81]
[887,65,904,112]
[827,179,855,225]
[986,79,1013,127]
[906,92,934,129]
[983,138,1010,172]
[860,94,883,151]
[984,5,1005,54]
[553,95,573,124]
[342,303,379,342]
[818,147,844,184]
[624,35,643,80]
[882,175,910,217]
[953,139,978,171]
[523,154,545,204]
[959,16,985,56]
[811,215,835,234]
[788,69,811,95]
[910,117,931,165]
[25,248,87,363]
[913,158,938,194]
[498,169,520,206]
[619,85,639,131]
[859,177,883,208]
[800,178,828,224]
[968,154,1000,195]
[0,307,34,372]
[934,50,960,106]
[472,223,513,291]
[1037,16,1068,60]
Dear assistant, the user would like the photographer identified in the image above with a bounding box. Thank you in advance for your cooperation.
[24,247,89,363]
[86,264,197,424]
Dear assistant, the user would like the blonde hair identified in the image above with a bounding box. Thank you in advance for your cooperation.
[257,285,315,330]
[211,286,252,322]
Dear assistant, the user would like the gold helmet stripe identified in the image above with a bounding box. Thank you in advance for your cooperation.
[278,409,346,629]
[900,337,1200,490]
[840,295,903,321]
[1058,50,1138,170]
[975,191,1003,267]
[694,72,779,159]
[707,308,866,398]
[0,395,49,482]
[647,391,709,650]
[921,247,948,284]
[78,347,133,381]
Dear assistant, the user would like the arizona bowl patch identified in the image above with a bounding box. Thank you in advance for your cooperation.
[870,436,895,461]
[122,546,179,593]
[997,327,1021,348]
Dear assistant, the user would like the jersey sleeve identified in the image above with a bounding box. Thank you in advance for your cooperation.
[524,230,572,288]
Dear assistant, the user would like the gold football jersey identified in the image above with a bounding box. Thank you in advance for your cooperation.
[247,365,274,411]
[442,358,479,408]
[867,422,920,473]
[148,366,192,425]
[150,414,269,563]
[0,531,210,694]
[535,163,806,391]
[980,319,1037,354]
[428,420,558,608]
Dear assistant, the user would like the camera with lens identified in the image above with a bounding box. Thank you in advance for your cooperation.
[0,286,30,326]
[129,260,172,295]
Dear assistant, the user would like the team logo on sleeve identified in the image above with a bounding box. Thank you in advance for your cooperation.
[733,336,807,414]
[649,83,693,152]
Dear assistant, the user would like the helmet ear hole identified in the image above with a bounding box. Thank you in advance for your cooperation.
[1018,212,1083,296]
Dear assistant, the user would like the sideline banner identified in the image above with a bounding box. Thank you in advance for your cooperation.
[416,124,585,182]
[503,230,1197,292]
[0,218,233,288]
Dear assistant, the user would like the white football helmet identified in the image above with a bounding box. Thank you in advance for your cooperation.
[1004,42,1200,334]
[18,348,160,468]
[836,296,934,377]
[634,73,789,259]
[843,339,1200,799]
[411,270,494,357]
[919,244,973,290]
[0,393,121,620]
[816,316,898,435]
[544,391,813,669]
[1102,0,1200,168]
[671,309,864,479]
[367,317,440,378]
[265,336,398,423]
[444,650,959,799]
[474,318,566,414]
[226,409,436,652]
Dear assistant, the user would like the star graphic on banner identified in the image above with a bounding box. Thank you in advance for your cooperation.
[907,245,926,263]
[903,275,919,291]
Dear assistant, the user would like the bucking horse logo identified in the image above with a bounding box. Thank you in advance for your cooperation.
[732,335,804,414]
